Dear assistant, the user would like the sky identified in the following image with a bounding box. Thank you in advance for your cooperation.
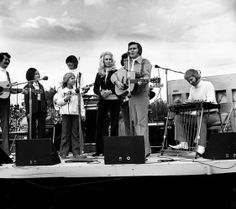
[1,0,236,104]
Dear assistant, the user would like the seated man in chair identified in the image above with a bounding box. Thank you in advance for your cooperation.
[169,69,220,156]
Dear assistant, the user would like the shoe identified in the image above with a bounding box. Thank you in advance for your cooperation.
[169,142,188,150]
[145,153,151,158]
[79,154,87,158]
[196,145,205,155]
[195,152,203,158]
[60,154,67,159]
[73,154,86,159]
[92,153,103,157]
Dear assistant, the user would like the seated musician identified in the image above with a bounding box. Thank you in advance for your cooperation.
[169,69,220,156]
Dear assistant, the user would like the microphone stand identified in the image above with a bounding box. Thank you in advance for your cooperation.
[28,85,33,139]
[9,83,20,152]
[155,66,184,154]
[127,56,133,136]
[155,66,184,104]
[76,59,84,155]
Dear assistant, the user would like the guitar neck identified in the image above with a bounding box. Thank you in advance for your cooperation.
[130,79,149,83]
[2,87,22,93]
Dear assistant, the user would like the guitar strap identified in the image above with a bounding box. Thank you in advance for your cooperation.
[6,71,11,84]
[140,58,146,77]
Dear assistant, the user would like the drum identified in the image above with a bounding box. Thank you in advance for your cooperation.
[19,116,28,131]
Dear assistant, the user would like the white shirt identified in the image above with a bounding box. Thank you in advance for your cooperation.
[33,82,41,101]
[54,86,85,117]
[0,67,8,82]
[188,80,217,103]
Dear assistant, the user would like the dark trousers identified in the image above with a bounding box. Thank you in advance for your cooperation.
[95,99,120,155]
[28,112,46,139]
[60,115,80,156]
[0,98,10,155]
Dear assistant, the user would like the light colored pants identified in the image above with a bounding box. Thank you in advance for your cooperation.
[174,112,220,147]
[130,92,151,156]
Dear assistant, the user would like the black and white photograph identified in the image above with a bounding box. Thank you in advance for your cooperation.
[1,0,236,208]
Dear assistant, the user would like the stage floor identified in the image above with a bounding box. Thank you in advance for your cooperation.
[1,151,236,209]
[1,151,236,179]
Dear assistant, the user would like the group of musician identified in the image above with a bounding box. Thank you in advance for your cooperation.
[0,41,220,159]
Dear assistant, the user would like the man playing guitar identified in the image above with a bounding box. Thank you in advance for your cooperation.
[0,52,12,155]
[112,42,153,157]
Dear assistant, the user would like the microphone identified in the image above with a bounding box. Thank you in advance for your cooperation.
[154,65,185,74]
[154,65,170,70]
[154,64,172,71]
[28,76,48,83]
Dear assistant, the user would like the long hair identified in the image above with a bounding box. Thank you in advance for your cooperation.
[62,72,75,88]
[98,51,116,76]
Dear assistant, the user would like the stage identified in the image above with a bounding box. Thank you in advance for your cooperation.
[1,152,236,178]
[1,152,236,209]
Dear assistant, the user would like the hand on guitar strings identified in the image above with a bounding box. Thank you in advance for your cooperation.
[114,80,125,90]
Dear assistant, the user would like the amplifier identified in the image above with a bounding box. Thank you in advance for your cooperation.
[204,133,236,160]
[15,139,61,166]
[104,136,145,164]
[149,122,175,151]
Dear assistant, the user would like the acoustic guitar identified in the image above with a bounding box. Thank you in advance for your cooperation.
[114,70,160,97]
[0,81,22,99]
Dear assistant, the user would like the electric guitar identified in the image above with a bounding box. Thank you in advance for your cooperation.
[114,70,160,97]
[0,81,22,99]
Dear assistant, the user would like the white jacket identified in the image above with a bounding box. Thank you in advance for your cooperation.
[54,87,85,117]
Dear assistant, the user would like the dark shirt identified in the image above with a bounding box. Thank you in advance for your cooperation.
[24,82,47,114]
[93,70,118,98]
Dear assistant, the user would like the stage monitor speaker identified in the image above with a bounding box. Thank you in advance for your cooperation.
[149,123,175,149]
[204,133,236,160]
[15,139,61,166]
[0,148,13,164]
[104,136,145,164]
